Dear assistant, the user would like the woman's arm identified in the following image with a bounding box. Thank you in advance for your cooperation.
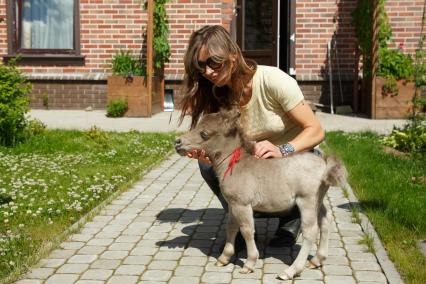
[285,100,324,151]
[254,100,324,158]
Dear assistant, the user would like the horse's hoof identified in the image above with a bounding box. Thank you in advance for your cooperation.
[307,258,322,269]
[239,266,253,274]
[277,271,293,280]
[215,260,226,267]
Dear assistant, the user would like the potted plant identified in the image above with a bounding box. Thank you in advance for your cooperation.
[107,50,162,117]
[106,0,170,117]
[353,0,424,119]
[374,47,420,119]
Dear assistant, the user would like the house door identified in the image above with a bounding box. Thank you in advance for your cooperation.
[236,0,295,74]
[236,0,278,66]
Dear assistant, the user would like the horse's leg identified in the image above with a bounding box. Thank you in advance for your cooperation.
[309,202,330,268]
[278,197,318,280]
[231,204,258,273]
[216,207,239,266]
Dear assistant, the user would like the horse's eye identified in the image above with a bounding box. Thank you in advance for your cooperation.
[200,131,209,140]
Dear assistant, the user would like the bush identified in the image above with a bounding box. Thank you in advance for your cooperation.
[106,99,128,117]
[0,60,32,146]
[378,48,415,80]
[381,122,426,154]
[381,75,399,96]
[111,51,146,77]
[23,119,47,138]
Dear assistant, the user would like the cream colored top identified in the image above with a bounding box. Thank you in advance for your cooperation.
[240,65,304,145]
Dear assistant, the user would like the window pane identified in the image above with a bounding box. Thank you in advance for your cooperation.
[244,0,273,50]
[20,0,74,49]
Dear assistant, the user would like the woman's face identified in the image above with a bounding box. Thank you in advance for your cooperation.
[197,46,227,87]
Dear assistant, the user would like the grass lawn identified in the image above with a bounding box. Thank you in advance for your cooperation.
[324,131,426,284]
[0,128,175,283]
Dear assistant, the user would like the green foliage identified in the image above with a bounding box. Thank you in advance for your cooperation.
[352,0,392,79]
[359,233,376,254]
[0,60,32,146]
[152,0,171,69]
[414,50,426,88]
[381,75,399,96]
[111,50,146,77]
[112,1,171,75]
[85,125,109,148]
[378,48,415,80]
[0,193,12,205]
[42,92,49,109]
[106,99,128,118]
[324,131,426,283]
[23,119,46,139]
[381,122,426,154]
[0,130,175,282]
[144,0,171,69]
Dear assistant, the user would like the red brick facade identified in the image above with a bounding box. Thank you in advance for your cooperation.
[385,0,425,54]
[295,0,357,81]
[0,0,424,112]
[0,0,233,79]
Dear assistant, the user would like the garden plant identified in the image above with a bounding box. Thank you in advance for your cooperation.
[0,59,32,147]
[0,128,175,283]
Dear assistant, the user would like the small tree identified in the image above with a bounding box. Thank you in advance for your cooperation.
[0,59,32,146]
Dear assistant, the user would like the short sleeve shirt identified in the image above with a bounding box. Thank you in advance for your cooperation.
[239,65,304,145]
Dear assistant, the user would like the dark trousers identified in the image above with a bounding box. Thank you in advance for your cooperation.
[198,161,300,231]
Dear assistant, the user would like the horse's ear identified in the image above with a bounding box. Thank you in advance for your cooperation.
[222,107,240,137]
[221,107,240,122]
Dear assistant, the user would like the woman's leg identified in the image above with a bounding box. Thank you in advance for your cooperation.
[198,161,228,211]
[269,207,301,247]
[199,161,247,251]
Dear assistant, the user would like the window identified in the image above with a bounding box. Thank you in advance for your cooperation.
[6,0,84,65]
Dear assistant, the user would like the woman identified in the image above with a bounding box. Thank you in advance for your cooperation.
[179,25,324,247]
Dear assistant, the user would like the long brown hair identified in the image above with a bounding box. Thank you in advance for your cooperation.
[179,25,257,129]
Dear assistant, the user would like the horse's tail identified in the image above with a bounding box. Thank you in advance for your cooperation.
[322,156,351,191]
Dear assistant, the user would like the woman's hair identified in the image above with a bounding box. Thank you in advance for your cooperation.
[179,25,257,129]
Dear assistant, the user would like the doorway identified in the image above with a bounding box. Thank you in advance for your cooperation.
[236,0,294,74]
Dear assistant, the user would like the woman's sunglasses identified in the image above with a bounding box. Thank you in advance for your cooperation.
[198,57,224,74]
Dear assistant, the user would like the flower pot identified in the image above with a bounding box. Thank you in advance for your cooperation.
[107,75,164,117]
[373,76,419,119]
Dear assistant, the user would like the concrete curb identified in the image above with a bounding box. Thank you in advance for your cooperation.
[344,184,404,284]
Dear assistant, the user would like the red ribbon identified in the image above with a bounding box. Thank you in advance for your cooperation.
[222,147,241,180]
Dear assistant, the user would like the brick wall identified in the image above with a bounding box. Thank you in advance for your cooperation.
[166,0,233,77]
[295,0,358,81]
[0,0,232,110]
[30,80,107,109]
[1,0,424,111]
[385,0,426,54]
[0,0,232,79]
[0,1,6,55]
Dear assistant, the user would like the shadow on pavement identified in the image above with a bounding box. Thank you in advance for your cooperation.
[155,208,299,267]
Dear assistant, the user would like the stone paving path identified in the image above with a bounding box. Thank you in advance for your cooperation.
[16,155,394,284]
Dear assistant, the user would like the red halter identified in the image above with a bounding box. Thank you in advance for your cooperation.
[222,147,241,180]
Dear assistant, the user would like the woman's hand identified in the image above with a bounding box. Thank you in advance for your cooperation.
[187,149,212,164]
[254,140,282,159]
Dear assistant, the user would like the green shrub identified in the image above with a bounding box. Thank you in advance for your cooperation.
[23,119,47,138]
[381,75,399,96]
[0,60,32,146]
[381,122,426,154]
[85,125,109,148]
[378,48,415,80]
[106,99,128,117]
[111,51,146,77]
[42,92,49,109]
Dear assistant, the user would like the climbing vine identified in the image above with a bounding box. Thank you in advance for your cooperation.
[144,0,171,69]
[352,0,391,79]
